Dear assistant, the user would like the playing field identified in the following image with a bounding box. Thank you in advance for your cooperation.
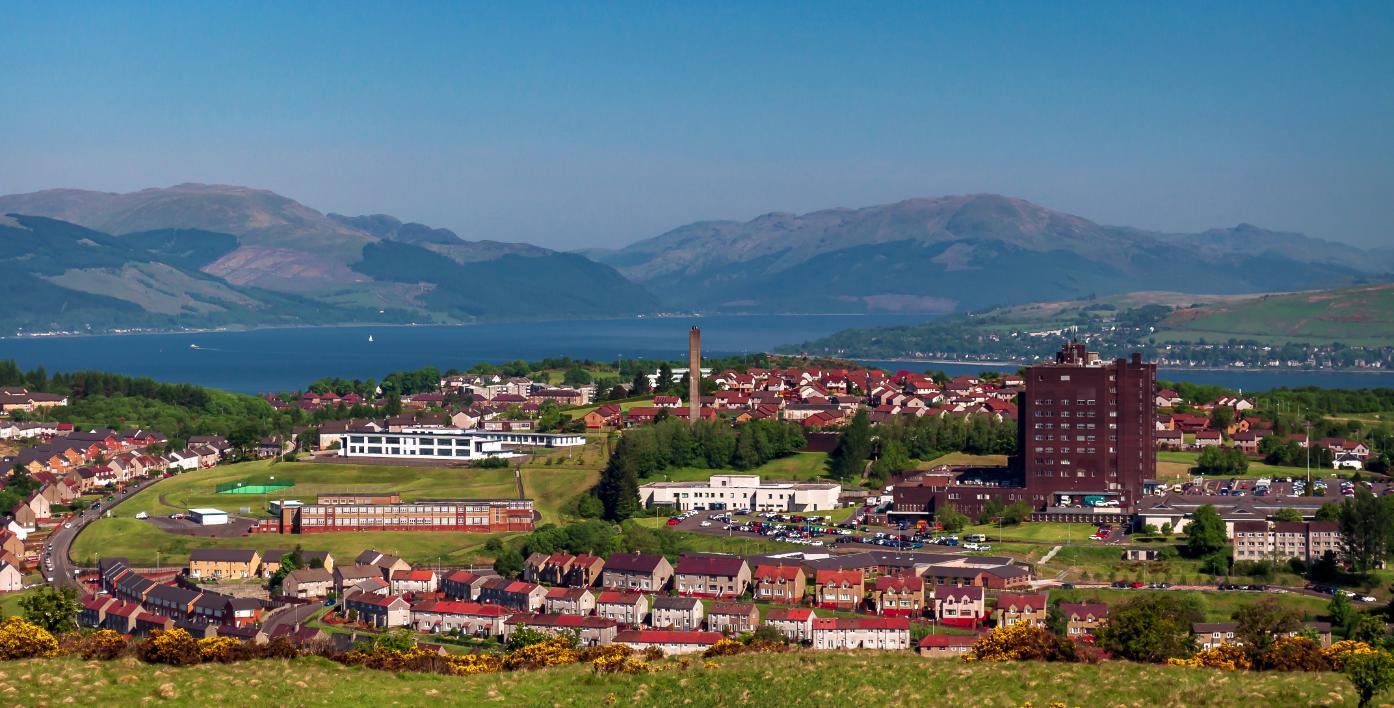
[73,453,602,566]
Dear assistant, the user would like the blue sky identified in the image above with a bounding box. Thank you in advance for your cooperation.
[1,2,1391,249]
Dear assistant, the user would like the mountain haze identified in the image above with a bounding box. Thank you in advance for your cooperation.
[0,184,657,331]
[596,194,1388,313]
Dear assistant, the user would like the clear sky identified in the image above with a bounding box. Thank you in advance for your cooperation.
[1,2,1391,250]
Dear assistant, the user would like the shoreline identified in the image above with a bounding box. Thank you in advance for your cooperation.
[1,312,931,342]
[844,356,1392,375]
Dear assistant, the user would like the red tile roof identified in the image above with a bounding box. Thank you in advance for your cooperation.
[614,630,723,645]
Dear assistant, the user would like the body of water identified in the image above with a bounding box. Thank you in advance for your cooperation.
[1,315,1390,394]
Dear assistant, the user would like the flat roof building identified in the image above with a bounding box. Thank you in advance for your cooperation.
[638,474,841,512]
[188,508,229,526]
[340,427,585,461]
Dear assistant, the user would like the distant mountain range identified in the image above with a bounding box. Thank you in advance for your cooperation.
[1,186,1387,334]
[591,194,1392,313]
[0,184,656,333]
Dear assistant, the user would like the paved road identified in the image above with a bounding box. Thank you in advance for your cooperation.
[44,477,156,590]
[263,601,322,635]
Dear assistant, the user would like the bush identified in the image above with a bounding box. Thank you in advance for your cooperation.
[703,638,747,657]
[1326,640,1381,670]
[78,629,132,660]
[0,617,59,660]
[197,636,245,663]
[1260,636,1330,672]
[502,637,581,671]
[589,645,652,674]
[1167,644,1253,671]
[445,652,503,675]
[139,629,201,666]
[963,623,1079,663]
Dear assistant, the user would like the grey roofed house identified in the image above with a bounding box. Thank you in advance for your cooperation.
[651,595,702,611]
[146,583,201,609]
[336,564,383,581]
[188,548,260,564]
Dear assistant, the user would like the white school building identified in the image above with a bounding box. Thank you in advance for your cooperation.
[339,427,585,461]
[638,474,841,512]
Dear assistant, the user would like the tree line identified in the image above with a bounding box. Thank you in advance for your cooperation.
[593,418,807,520]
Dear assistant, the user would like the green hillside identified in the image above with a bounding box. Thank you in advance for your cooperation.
[1161,283,1394,345]
[3,652,1359,706]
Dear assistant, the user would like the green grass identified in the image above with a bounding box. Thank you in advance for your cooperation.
[2,652,1360,706]
[69,517,516,567]
[1157,451,1348,481]
[94,453,597,546]
[659,452,830,483]
[0,586,41,619]
[1045,587,1334,622]
[1157,284,1394,347]
[960,522,1099,545]
[70,443,609,568]
[916,452,1010,469]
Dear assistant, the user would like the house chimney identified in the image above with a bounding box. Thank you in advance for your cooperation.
[689,326,701,425]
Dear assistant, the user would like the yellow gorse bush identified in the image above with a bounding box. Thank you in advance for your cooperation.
[1323,640,1379,670]
[1166,644,1252,671]
[197,636,243,663]
[0,617,58,660]
[502,637,581,671]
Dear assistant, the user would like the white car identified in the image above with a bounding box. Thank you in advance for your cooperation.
[63,523,72,529]
[699,521,712,527]
[1359,595,1378,603]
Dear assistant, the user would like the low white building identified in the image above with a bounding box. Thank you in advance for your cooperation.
[638,474,841,512]
[809,617,910,650]
[188,508,229,526]
[339,427,585,461]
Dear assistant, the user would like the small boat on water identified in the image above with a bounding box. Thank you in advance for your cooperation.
[189,344,200,350]
[368,335,374,343]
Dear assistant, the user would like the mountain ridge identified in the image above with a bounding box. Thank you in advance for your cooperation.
[595,193,1388,313]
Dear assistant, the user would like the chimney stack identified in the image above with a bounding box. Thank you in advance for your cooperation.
[688,326,701,425]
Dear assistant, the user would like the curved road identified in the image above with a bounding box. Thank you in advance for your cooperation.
[45,477,156,589]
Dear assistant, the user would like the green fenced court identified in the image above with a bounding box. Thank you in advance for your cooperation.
[216,479,295,494]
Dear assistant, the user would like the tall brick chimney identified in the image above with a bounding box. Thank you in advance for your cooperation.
[688,326,701,424]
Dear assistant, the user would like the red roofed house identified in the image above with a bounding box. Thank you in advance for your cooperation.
[814,569,865,611]
[410,600,510,636]
[917,632,979,657]
[478,578,547,612]
[810,617,910,650]
[583,404,623,430]
[441,570,495,601]
[543,586,596,615]
[613,629,724,655]
[994,593,1049,628]
[390,569,439,595]
[763,607,816,643]
[674,553,750,598]
[344,592,412,628]
[753,564,806,604]
[871,574,925,617]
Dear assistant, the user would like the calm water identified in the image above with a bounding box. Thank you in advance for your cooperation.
[1,315,1390,394]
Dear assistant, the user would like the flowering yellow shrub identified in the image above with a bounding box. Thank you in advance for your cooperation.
[592,652,652,674]
[445,653,502,675]
[502,637,581,671]
[0,617,59,660]
[963,623,1078,663]
[703,638,747,657]
[80,629,132,660]
[197,636,243,663]
[141,629,201,666]
[1323,640,1379,670]
[1166,644,1252,671]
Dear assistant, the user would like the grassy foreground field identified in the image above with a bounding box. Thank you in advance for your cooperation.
[1,652,1360,706]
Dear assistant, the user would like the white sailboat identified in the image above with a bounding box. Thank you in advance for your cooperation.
[367,335,374,343]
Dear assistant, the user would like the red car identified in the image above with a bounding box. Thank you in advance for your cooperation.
[666,518,681,526]
[1130,581,1146,589]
